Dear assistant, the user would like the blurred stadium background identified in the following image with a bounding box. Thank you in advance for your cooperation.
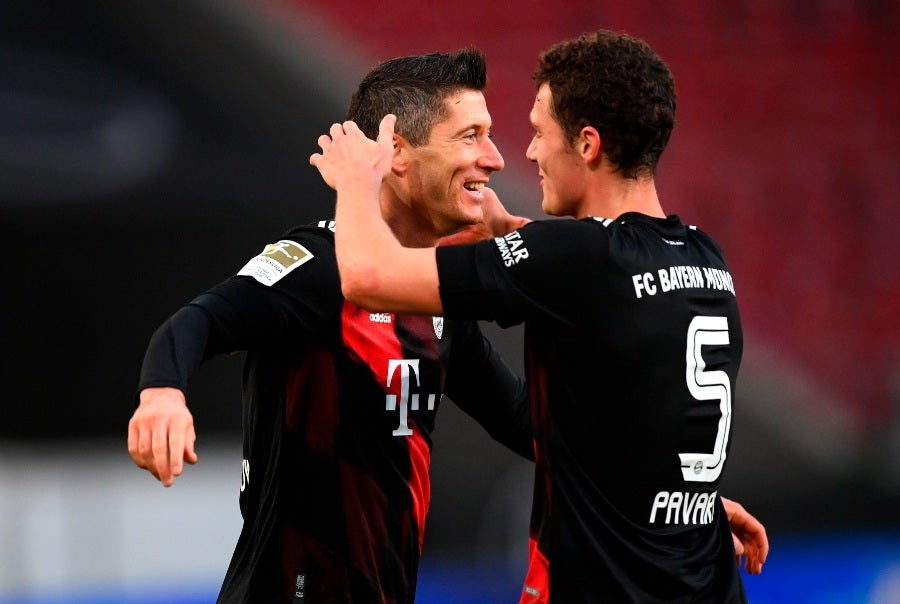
[1,0,898,602]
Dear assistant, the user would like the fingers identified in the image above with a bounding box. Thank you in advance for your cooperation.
[744,533,769,575]
[314,117,393,150]
[127,416,158,480]
[152,419,174,487]
[130,416,160,481]
[722,497,769,575]
[168,419,186,481]
[377,114,397,146]
[129,422,196,488]
[128,388,195,487]
[732,532,745,557]
[184,424,198,465]
[731,531,744,569]
[165,417,198,482]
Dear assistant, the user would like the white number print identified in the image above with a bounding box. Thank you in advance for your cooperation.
[680,316,732,482]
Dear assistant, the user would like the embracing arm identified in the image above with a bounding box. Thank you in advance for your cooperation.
[723,496,769,574]
[311,116,443,315]
[438,187,531,247]
[446,321,534,460]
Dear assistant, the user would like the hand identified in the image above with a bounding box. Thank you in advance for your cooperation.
[439,187,531,246]
[128,387,198,487]
[722,497,768,574]
[310,115,396,190]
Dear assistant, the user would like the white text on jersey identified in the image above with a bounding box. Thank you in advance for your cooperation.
[494,231,530,267]
[240,458,250,492]
[648,490,717,525]
[632,266,735,299]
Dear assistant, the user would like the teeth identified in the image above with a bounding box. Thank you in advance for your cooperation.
[464,182,485,190]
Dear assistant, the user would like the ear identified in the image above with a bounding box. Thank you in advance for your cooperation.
[391,133,410,176]
[579,126,602,165]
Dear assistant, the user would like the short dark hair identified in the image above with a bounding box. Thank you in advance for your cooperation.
[347,48,487,146]
[534,30,676,179]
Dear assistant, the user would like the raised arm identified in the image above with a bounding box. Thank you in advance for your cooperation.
[310,116,443,315]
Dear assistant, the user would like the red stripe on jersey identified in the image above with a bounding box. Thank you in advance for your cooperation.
[341,301,402,386]
[406,419,432,552]
[520,537,550,604]
[339,299,435,566]
[522,342,551,604]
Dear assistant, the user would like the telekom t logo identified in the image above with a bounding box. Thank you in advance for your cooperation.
[386,359,437,436]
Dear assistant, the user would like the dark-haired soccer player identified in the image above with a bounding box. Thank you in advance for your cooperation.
[128,49,532,604]
[315,30,766,603]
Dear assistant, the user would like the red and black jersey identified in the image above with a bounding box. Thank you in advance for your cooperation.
[436,213,746,603]
[138,221,531,604]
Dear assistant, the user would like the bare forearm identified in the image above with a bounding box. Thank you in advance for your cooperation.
[333,174,398,308]
[336,188,442,314]
[314,116,443,315]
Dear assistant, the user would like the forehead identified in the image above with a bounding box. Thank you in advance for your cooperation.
[431,89,491,133]
[530,83,554,125]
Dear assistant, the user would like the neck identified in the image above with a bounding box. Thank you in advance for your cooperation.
[577,173,665,220]
[380,188,442,248]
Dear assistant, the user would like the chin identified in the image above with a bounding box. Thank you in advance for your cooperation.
[460,203,484,226]
[541,199,561,217]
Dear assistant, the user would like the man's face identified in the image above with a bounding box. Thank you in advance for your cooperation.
[402,90,504,236]
[526,83,586,218]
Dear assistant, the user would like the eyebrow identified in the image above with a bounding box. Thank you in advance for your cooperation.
[450,122,490,138]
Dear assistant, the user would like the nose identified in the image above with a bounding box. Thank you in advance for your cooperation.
[479,137,505,172]
[525,136,537,162]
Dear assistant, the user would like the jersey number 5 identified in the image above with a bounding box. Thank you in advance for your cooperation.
[680,316,732,483]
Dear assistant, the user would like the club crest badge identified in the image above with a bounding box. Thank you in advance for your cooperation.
[432,316,444,339]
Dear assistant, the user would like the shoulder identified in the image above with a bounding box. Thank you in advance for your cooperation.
[262,220,338,260]
[279,220,336,248]
[679,221,730,263]
[235,220,338,288]
[513,217,612,254]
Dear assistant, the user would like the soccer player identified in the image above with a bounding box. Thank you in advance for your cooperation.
[313,30,764,602]
[128,49,533,604]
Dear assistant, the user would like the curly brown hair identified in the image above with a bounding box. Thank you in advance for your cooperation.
[534,30,676,179]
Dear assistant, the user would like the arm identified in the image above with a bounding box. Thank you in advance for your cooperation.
[129,387,197,488]
[722,496,769,575]
[438,187,531,247]
[128,304,213,487]
[129,229,342,486]
[445,320,534,460]
[310,116,444,314]
[439,193,533,457]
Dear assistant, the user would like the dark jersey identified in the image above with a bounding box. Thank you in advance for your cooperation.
[436,213,746,603]
[138,221,531,604]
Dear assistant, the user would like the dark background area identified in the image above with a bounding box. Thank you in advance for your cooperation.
[2,0,341,438]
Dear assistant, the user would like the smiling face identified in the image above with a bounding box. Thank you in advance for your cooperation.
[525,83,587,218]
[400,89,505,236]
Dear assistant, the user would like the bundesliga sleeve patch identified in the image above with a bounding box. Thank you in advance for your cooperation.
[237,239,314,286]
